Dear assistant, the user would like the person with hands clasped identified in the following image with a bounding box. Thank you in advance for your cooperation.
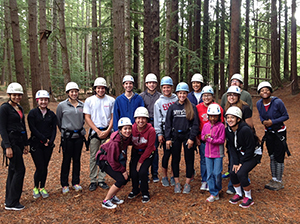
[96,117,132,209]
[28,90,57,199]
[165,82,199,194]
[128,107,156,203]
[201,104,225,202]
[0,83,29,211]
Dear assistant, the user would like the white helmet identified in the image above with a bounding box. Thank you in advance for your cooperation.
[7,82,23,94]
[94,77,107,87]
[227,86,241,95]
[202,86,214,95]
[65,82,79,92]
[191,73,204,83]
[35,90,50,99]
[230,73,244,84]
[118,117,132,128]
[225,106,243,119]
[257,81,273,93]
[145,73,158,83]
[122,75,134,83]
[134,107,149,118]
[207,104,221,115]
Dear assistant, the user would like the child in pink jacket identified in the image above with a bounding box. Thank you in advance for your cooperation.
[201,104,225,202]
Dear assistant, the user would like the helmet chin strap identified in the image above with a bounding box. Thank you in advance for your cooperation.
[9,98,18,105]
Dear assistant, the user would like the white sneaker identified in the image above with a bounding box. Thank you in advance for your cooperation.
[200,182,209,191]
[102,200,117,209]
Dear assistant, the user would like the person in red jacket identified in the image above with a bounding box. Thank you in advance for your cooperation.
[128,107,156,203]
[96,117,132,209]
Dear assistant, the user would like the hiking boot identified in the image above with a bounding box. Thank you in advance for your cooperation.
[239,197,254,208]
[222,172,230,179]
[89,182,97,191]
[206,194,219,202]
[111,195,124,205]
[182,183,191,194]
[5,203,25,211]
[62,186,69,194]
[170,176,175,186]
[73,184,83,192]
[272,181,284,191]
[265,179,277,190]
[200,182,209,191]
[161,177,170,187]
[33,187,40,199]
[229,194,243,204]
[102,200,117,209]
[152,175,159,183]
[39,188,49,198]
[142,195,150,203]
[98,182,109,190]
[174,183,181,193]
[128,191,139,199]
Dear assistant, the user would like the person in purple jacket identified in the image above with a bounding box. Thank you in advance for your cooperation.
[96,117,132,209]
[256,81,289,191]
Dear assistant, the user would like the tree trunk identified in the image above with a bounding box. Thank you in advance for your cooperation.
[291,0,299,95]
[143,0,151,78]
[133,16,139,90]
[243,0,250,90]
[213,0,219,91]
[202,0,209,82]
[229,0,241,78]
[52,0,58,73]
[151,0,160,84]
[28,0,40,107]
[283,0,289,80]
[220,0,225,96]
[112,0,125,96]
[9,0,30,112]
[165,0,171,76]
[91,0,97,80]
[5,0,12,84]
[98,0,104,77]
[124,0,131,77]
[194,0,201,58]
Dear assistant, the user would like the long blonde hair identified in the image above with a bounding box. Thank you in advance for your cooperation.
[184,98,194,121]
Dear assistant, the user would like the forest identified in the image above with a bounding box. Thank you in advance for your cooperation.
[0,0,299,112]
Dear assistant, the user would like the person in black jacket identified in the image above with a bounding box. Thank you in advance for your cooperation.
[0,83,29,211]
[28,90,57,199]
[225,106,261,209]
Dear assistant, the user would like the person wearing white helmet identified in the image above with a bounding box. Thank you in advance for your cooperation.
[56,82,86,194]
[188,73,204,105]
[128,107,156,203]
[95,117,132,209]
[27,90,57,199]
[165,82,199,194]
[113,75,144,131]
[154,76,177,187]
[0,83,28,211]
[225,106,260,208]
[256,81,289,191]
[140,73,161,183]
[196,86,224,192]
[83,77,115,191]
[220,73,253,111]
[201,104,225,202]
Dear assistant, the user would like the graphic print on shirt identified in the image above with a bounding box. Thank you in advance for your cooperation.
[201,113,208,122]
[173,109,186,117]
[162,102,175,111]
[132,136,148,145]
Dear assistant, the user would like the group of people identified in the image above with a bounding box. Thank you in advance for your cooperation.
[0,72,289,211]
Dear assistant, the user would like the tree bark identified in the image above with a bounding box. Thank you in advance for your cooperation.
[283,0,289,80]
[291,0,299,94]
[220,0,225,95]
[243,0,250,90]
[151,0,160,84]
[214,0,219,91]
[52,0,58,73]
[144,0,151,77]
[202,0,209,82]
[165,0,171,76]
[91,0,97,80]
[98,0,104,77]
[194,0,201,58]
[9,0,30,112]
[124,0,131,77]
[133,0,139,89]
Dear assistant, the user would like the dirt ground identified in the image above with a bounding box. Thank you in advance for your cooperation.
[0,84,300,223]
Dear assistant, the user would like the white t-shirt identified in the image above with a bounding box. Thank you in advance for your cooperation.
[83,95,115,132]
[194,92,202,103]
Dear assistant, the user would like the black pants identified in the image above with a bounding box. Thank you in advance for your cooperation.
[171,135,195,178]
[5,142,25,207]
[130,152,153,196]
[99,161,128,188]
[30,144,53,188]
[230,157,257,188]
[61,137,83,187]
[161,142,172,169]
[266,130,286,163]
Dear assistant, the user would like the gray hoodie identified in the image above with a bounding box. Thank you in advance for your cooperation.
[154,93,178,136]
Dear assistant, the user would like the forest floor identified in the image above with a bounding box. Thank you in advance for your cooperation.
[0,83,300,223]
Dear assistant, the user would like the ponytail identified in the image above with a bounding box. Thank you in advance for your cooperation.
[184,98,194,121]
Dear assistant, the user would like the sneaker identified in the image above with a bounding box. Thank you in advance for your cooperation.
[33,187,40,199]
[62,186,69,194]
[222,172,230,179]
[73,184,83,192]
[229,194,243,204]
[98,182,109,190]
[174,183,181,193]
[226,189,235,195]
[206,194,220,202]
[39,188,49,198]
[128,191,139,199]
[182,183,191,194]
[239,197,254,208]
[102,200,117,209]
[200,182,209,191]
[272,181,284,191]
[89,182,97,191]
[5,203,25,211]
[265,179,277,190]
[111,195,124,205]
[152,175,159,183]
[161,177,170,187]
[170,176,175,186]
[142,195,150,203]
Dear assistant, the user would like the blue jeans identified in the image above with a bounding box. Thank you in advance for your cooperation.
[199,142,207,182]
[206,157,223,196]
[150,135,159,176]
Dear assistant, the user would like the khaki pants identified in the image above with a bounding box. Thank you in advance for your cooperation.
[89,137,107,183]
